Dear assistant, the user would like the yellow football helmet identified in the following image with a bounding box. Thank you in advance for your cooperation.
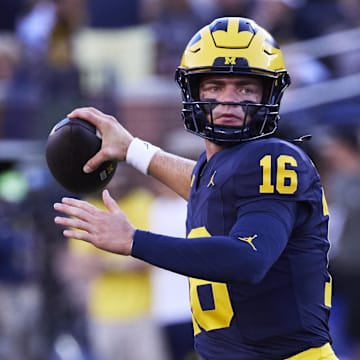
[175,17,291,144]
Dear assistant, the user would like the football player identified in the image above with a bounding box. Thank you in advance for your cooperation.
[54,17,339,359]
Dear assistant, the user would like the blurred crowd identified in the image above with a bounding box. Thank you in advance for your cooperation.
[0,0,360,359]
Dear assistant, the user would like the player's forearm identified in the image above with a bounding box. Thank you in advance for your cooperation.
[131,224,285,284]
[131,202,295,283]
[148,150,195,200]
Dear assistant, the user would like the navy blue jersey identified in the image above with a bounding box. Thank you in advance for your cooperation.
[132,137,332,359]
[186,138,331,359]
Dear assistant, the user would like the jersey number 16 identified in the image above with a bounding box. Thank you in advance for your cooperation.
[259,155,298,195]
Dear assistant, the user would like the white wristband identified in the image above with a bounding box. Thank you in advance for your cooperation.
[126,138,160,175]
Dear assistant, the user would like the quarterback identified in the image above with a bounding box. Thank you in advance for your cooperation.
[54,17,338,359]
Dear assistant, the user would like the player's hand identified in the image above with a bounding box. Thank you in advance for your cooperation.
[54,189,135,256]
[67,107,133,173]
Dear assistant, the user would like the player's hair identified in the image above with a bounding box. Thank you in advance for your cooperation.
[176,17,291,145]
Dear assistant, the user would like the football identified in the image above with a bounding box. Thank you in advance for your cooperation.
[46,117,117,194]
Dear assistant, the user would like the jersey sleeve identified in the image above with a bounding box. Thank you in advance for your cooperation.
[131,198,297,284]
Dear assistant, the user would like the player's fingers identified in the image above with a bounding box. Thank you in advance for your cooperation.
[61,226,94,243]
[54,197,97,220]
[102,189,120,213]
[62,228,90,241]
[67,107,118,130]
[83,151,110,173]
[54,214,90,232]
[67,107,104,126]
[67,107,132,171]
[54,200,99,239]
[60,196,98,212]
[54,213,99,245]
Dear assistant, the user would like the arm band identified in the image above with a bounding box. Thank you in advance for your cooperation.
[125,137,160,175]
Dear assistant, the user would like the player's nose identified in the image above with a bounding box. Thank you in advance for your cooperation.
[219,86,241,102]
[217,90,246,116]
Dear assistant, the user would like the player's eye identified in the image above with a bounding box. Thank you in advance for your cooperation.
[239,86,255,94]
[203,84,220,93]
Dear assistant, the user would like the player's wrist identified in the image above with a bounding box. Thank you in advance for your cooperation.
[125,137,160,175]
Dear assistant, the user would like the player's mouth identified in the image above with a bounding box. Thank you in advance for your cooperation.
[215,114,244,126]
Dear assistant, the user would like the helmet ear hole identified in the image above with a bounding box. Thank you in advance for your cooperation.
[187,74,203,101]
[260,78,273,103]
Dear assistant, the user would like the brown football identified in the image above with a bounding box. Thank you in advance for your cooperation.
[46,117,117,194]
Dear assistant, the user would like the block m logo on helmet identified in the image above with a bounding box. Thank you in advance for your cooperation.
[224,57,236,65]
[212,57,249,67]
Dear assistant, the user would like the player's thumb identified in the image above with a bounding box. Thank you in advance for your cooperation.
[83,152,105,173]
[102,189,119,213]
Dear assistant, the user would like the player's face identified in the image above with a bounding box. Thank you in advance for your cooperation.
[199,75,264,126]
